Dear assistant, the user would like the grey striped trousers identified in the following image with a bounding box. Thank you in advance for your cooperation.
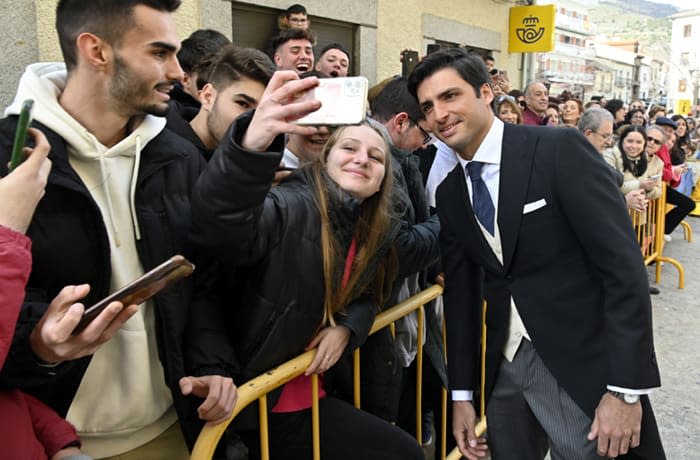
[486,339,605,460]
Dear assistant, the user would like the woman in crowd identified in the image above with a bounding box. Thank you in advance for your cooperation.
[495,94,522,124]
[605,125,662,200]
[645,125,695,239]
[648,105,666,123]
[545,103,561,126]
[671,114,692,157]
[560,98,583,127]
[669,114,696,196]
[190,72,424,460]
[685,116,695,135]
[625,108,646,127]
[605,99,627,130]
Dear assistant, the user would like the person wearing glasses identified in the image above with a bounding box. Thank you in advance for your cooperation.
[579,108,615,153]
[281,4,310,30]
[494,95,522,125]
[580,108,648,214]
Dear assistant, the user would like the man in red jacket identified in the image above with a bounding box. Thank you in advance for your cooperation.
[0,128,90,459]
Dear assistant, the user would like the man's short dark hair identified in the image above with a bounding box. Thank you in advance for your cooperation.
[197,45,276,90]
[483,55,495,63]
[178,29,231,73]
[285,4,307,17]
[56,0,181,71]
[407,47,490,101]
[319,43,350,61]
[271,28,316,55]
[371,77,424,124]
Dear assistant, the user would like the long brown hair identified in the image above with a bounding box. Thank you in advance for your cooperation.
[310,121,398,325]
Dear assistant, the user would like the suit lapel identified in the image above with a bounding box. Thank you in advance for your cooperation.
[443,165,502,272]
[498,124,537,272]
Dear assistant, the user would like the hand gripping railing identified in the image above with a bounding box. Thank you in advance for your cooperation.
[191,284,488,459]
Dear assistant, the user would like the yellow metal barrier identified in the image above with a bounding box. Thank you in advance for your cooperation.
[631,182,685,288]
[192,285,454,459]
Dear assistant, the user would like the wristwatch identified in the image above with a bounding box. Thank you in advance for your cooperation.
[607,390,640,404]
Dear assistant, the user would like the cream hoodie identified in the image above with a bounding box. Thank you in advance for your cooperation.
[6,63,176,457]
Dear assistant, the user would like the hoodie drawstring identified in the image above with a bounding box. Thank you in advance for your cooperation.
[98,146,121,247]
[131,135,142,241]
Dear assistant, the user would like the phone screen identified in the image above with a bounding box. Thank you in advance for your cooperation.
[9,99,34,172]
[72,255,195,334]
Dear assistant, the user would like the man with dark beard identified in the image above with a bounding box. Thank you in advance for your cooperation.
[0,1,237,458]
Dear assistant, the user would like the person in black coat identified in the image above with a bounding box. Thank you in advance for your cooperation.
[191,71,425,460]
[408,48,664,460]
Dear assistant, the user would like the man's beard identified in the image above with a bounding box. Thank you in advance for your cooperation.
[110,53,170,117]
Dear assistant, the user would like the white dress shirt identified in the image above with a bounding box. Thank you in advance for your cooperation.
[425,140,460,208]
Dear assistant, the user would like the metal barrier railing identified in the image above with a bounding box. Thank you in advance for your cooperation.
[191,284,487,459]
[630,182,685,288]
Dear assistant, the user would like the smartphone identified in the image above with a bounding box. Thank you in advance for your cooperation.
[649,174,661,180]
[401,50,419,78]
[294,76,368,126]
[9,99,34,172]
[72,255,195,334]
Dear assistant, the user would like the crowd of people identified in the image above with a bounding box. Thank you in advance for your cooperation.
[0,1,681,460]
[491,66,699,253]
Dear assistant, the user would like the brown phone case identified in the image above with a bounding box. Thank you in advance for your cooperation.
[72,255,195,334]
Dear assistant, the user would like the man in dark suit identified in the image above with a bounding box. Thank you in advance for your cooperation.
[407,48,664,460]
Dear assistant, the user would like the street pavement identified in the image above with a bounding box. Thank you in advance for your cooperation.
[648,220,700,459]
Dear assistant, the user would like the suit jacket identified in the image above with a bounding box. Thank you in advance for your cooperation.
[437,123,664,458]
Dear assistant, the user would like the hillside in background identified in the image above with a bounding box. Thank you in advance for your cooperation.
[589,0,679,61]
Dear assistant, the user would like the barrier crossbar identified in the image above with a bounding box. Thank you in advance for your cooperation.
[191,284,486,459]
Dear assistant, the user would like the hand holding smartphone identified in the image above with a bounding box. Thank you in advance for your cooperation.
[72,255,195,334]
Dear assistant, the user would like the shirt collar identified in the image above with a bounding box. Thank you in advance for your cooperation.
[457,117,504,170]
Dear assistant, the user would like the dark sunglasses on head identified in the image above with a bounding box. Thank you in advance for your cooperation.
[496,95,515,104]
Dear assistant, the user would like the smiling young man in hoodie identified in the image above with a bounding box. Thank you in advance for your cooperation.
[0,1,237,458]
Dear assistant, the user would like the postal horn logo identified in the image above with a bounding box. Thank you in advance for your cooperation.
[516,15,545,44]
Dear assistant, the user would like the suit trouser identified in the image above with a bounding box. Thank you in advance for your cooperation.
[486,339,604,460]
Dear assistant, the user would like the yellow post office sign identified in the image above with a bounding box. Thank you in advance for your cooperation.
[676,99,691,116]
[509,5,556,53]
